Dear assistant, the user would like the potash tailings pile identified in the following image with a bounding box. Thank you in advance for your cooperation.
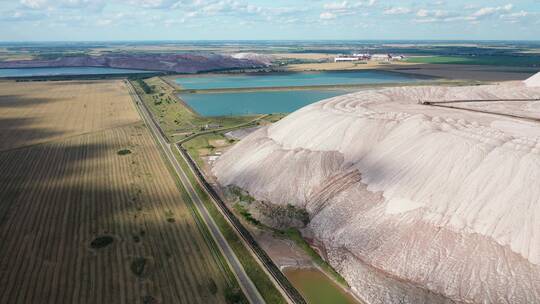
[213,73,540,304]
[0,53,267,74]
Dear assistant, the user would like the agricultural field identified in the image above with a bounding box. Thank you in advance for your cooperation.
[0,81,141,151]
[0,80,240,304]
[284,61,414,71]
[405,55,540,67]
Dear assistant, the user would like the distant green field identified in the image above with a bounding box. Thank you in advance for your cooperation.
[406,56,540,67]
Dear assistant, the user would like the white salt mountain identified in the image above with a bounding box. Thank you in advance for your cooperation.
[525,71,540,87]
[213,72,540,304]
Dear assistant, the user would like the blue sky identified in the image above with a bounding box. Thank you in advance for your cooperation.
[0,0,539,41]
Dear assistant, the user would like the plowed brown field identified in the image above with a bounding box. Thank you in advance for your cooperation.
[0,80,230,304]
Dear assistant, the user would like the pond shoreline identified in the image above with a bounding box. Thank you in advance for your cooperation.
[173,70,429,91]
[283,266,364,304]
[0,66,161,79]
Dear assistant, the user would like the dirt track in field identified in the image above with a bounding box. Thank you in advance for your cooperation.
[0,80,230,304]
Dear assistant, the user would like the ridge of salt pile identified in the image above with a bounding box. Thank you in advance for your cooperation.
[524,71,540,87]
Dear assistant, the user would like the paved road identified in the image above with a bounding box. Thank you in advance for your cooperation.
[125,81,265,304]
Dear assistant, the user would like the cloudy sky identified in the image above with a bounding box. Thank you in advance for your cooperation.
[1,0,539,41]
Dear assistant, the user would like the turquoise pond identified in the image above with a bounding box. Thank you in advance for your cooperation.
[175,70,422,90]
[0,67,153,77]
[176,71,424,116]
[180,90,350,116]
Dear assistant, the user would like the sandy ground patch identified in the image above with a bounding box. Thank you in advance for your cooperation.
[210,139,228,147]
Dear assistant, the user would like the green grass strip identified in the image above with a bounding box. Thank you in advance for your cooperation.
[173,148,287,304]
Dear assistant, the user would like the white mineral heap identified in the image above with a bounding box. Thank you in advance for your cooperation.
[214,73,540,304]
[525,71,540,87]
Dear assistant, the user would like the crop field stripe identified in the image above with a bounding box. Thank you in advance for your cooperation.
[8,142,47,303]
[144,124,205,304]
[30,143,56,304]
[128,80,262,302]
[1,146,40,302]
[131,120,227,304]
[134,86,230,290]
[126,127,195,304]
[139,129,211,304]
[107,134,124,304]
[52,140,76,303]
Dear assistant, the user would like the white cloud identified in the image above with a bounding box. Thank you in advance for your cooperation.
[323,1,348,10]
[365,0,376,7]
[165,0,297,22]
[383,7,411,15]
[416,9,447,18]
[413,9,469,23]
[500,10,528,19]
[416,9,428,17]
[20,0,48,10]
[128,0,178,9]
[20,0,105,12]
[472,4,513,18]
[323,0,375,12]
[164,18,186,27]
[0,9,47,21]
[96,19,112,26]
[499,10,538,24]
[6,0,537,37]
[414,3,517,24]
[320,12,336,19]
[319,0,373,20]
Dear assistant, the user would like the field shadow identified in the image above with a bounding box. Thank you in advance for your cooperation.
[0,137,223,303]
[0,93,74,151]
[0,141,112,216]
[0,117,63,152]
[0,94,66,108]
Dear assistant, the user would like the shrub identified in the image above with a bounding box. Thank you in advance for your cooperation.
[208,278,218,295]
[286,204,310,226]
[117,149,132,156]
[130,257,147,277]
[234,203,260,226]
[224,287,248,304]
[136,79,153,94]
[90,236,114,249]
[229,186,255,203]
[142,295,158,304]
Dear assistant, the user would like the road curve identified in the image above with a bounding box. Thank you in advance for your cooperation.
[125,80,265,304]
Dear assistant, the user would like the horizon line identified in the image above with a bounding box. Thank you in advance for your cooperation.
[1,39,540,44]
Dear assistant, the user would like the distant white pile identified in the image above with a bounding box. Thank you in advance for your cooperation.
[213,73,540,304]
[231,53,273,66]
